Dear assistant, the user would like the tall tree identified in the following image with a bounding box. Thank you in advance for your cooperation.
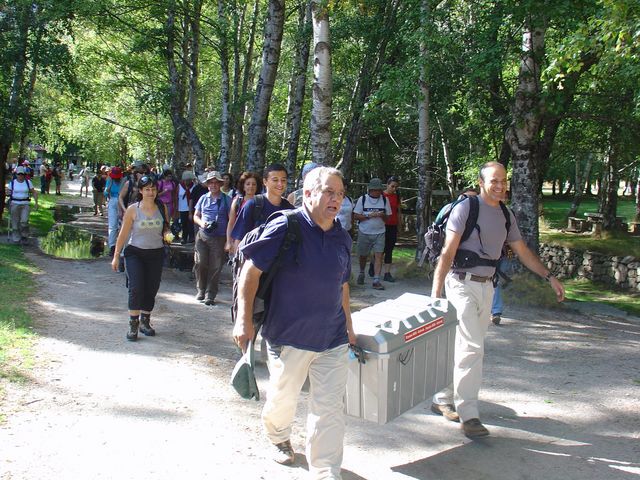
[309,0,331,165]
[245,0,285,173]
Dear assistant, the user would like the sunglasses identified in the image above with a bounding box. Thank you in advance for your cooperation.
[139,175,158,187]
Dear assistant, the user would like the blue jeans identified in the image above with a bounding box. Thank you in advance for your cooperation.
[492,285,503,315]
[107,197,120,247]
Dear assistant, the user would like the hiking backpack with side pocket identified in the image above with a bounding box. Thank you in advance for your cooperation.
[230,210,302,336]
[420,195,511,271]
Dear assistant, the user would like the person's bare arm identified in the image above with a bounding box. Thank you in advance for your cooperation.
[509,239,565,302]
[232,260,263,351]
[430,230,462,298]
[226,201,238,253]
[118,181,128,213]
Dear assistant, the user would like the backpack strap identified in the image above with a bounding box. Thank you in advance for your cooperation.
[252,194,265,224]
[460,195,479,243]
[498,201,511,235]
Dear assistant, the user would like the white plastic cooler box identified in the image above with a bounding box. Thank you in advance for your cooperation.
[345,293,457,424]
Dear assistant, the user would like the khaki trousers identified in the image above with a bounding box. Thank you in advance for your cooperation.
[263,343,349,480]
[194,231,226,300]
[433,273,494,422]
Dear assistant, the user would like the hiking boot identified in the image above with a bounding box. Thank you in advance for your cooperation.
[196,290,205,301]
[368,262,375,277]
[139,314,155,336]
[461,418,490,438]
[357,272,365,285]
[383,272,396,282]
[126,318,139,341]
[204,298,215,306]
[492,314,501,325]
[372,281,385,290]
[271,440,295,465]
[431,403,460,422]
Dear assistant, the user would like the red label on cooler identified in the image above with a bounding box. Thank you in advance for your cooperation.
[404,317,445,342]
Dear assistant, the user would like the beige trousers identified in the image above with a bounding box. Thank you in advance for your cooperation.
[263,343,349,480]
[433,272,494,422]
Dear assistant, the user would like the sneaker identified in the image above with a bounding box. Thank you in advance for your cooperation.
[383,272,396,282]
[492,315,501,325]
[461,418,490,438]
[357,273,365,285]
[271,440,295,465]
[372,281,385,290]
[430,403,460,422]
[196,291,205,302]
[368,262,375,277]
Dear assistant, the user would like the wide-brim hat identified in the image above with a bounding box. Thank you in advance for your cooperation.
[109,167,123,179]
[205,171,223,183]
[368,178,384,190]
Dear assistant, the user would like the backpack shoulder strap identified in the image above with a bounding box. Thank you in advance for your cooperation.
[253,194,265,223]
[460,195,479,243]
[499,201,511,235]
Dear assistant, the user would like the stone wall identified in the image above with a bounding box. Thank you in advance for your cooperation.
[539,243,640,292]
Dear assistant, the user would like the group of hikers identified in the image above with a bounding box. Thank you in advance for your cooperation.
[5,157,565,479]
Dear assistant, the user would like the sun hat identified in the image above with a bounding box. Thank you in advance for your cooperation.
[205,171,223,183]
[367,178,384,191]
[109,167,123,179]
[22,160,30,165]
[230,340,260,401]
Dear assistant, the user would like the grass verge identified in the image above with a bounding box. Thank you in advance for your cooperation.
[0,243,38,422]
[562,277,640,316]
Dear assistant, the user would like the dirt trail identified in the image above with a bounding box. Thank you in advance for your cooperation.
[1,180,639,480]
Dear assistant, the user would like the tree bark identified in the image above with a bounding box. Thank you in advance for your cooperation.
[436,115,455,199]
[338,0,400,182]
[245,0,286,173]
[600,128,620,230]
[165,0,205,173]
[283,2,312,191]
[567,153,593,218]
[218,0,232,172]
[505,20,546,252]
[230,0,259,175]
[415,0,433,260]
[0,3,32,220]
[310,0,332,166]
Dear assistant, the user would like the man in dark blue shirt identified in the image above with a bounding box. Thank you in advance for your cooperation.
[230,163,293,242]
[193,171,230,305]
[233,166,355,477]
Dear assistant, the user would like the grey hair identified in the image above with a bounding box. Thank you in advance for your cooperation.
[303,166,344,194]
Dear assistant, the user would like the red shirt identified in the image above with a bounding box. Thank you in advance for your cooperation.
[384,192,400,226]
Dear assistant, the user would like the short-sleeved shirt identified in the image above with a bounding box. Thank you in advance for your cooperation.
[336,196,353,231]
[383,192,401,226]
[353,194,392,235]
[447,196,522,277]
[195,193,230,237]
[240,208,352,352]
[231,195,293,241]
[9,179,32,205]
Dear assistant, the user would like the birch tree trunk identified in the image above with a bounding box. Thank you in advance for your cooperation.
[567,153,593,219]
[218,0,232,172]
[0,3,32,220]
[310,0,332,166]
[505,19,546,252]
[165,0,205,173]
[245,0,285,173]
[600,128,620,230]
[436,115,455,199]
[230,0,259,175]
[415,0,433,261]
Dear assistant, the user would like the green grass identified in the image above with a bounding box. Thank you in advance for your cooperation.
[540,230,640,258]
[541,195,638,229]
[563,277,640,316]
[0,243,38,420]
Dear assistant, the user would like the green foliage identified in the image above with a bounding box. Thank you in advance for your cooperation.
[563,277,640,316]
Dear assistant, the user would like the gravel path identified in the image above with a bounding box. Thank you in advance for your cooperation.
[1,180,639,479]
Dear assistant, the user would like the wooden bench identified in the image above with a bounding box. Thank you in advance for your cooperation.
[567,217,589,232]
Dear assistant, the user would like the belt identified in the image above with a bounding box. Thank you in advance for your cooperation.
[454,272,493,283]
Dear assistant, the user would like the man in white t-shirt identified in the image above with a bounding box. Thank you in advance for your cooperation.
[353,178,392,290]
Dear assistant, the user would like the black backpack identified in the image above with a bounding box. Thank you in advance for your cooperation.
[231,210,302,337]
[420,195,511,270]
[250,194,294,226]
